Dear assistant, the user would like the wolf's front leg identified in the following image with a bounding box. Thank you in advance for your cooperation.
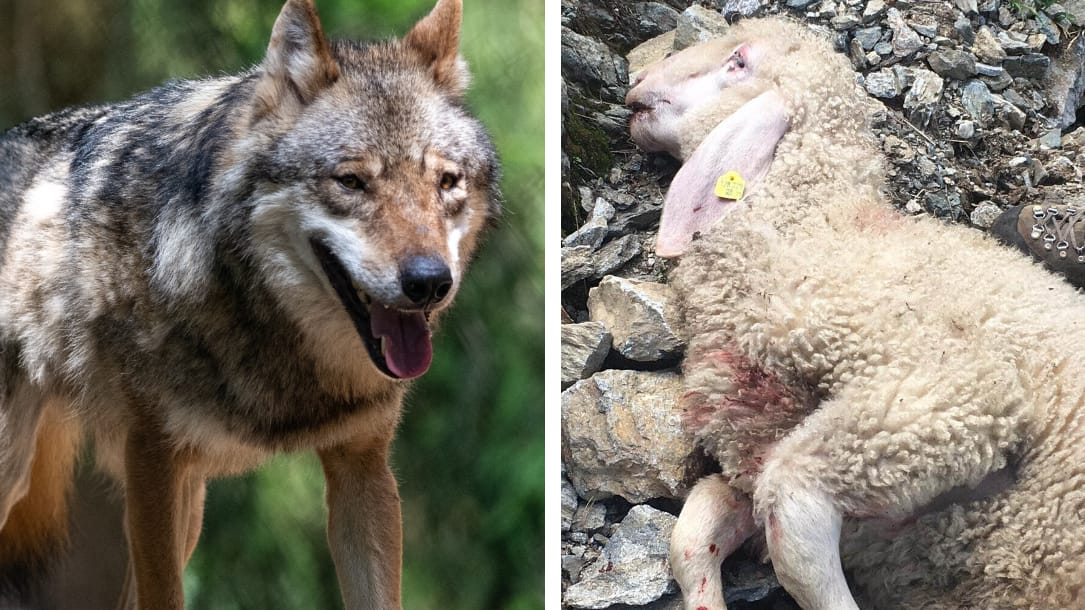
[123,418,199,610]
[671,474,757,610]
[319,441,403,610]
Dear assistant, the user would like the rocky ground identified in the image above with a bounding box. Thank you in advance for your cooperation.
[560,1,1085,608]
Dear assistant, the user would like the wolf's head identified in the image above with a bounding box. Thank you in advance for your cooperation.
[241,0,499,381]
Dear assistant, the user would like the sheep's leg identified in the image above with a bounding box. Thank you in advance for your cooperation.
[752,366,1026,610]
[760,482,857,610]
[670,474,756,610]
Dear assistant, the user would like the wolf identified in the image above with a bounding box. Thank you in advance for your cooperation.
[0,0,499,607]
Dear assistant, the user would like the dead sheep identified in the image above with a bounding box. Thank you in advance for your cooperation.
[626,17,1085,610]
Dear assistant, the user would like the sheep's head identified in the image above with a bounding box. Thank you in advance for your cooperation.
[627,18,857,257]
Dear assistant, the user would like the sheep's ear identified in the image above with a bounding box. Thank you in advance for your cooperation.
[655,90,790,258]
[405,0,469,94]
[253,0,340,120]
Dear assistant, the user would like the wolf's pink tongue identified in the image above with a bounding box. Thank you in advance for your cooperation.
[370,305,432,379]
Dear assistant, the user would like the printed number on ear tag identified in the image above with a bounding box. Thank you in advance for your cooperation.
[714,171,746,200]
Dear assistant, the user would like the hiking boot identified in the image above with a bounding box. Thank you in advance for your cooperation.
[991,203,1085,288]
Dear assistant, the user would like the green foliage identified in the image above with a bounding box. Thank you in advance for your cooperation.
[2,0,543,608]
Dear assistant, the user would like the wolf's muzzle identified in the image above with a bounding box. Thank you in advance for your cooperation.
[399,255,453,307]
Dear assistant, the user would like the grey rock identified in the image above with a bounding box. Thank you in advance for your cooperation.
[910,16,938,38]
[893,65,917,88]
[564,198,615,249]
[928,48,978,80]
[961,79,995,124]
[916,155,938,179]
[1039,128,1063,149]
[904,197,925,215]
[600,187,636,209]
[972,26,1007,64]
[562,370,692,502]
[1063,0,1085,26]
[1044,156,1082,184]
[978,0,999,12]
[904,69,945,109]
[854,26,883,51]
[998,6,1014,26]
[561,322,613,389]
[883,134,916,163]
[1008,156,1042,187]
[562,27,629,99]
[561,0,578,25]
[579,186,594,213]
[863,0,887,22]
[970,201,1002,228]
[849,38,869,70]
[926,190,963,219]
[865,69,901,98]
[831,13,861,30]
[786,0,819,9]
[956,119,977,139]
[1035,11,1060,45]
[563,476,580,532]
[609,200,664,237]
[981,69,1014,91]
[955,0,979,13]
[573,501,608,532]
[561,234,642,290]
[994,96,1027,129]
[996,30,1033,55]
[888,8,923,56]
[1003,53,1051,79]
[874,41,894,56]
[563,505,679,609]
[720,0,765,18]
[562,245,597,290]
[568,531,590,544]
[812,3,836,20]
[563,553,588,582]
[954,15,975,43]
[1026,33,1049,51]
[675,5,730,50]
[633,3,681,40]
[1002,88,1030,110]
[587,276,684,361]
[1044,34,1085,129]
[594,234,643,280]
[592,105,635,139]
[975,62,1005,77]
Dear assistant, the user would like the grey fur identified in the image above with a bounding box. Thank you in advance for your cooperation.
[0,0,498,603]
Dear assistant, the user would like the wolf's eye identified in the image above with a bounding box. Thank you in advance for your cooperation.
[439,172,459,191]
[336,174,366,192]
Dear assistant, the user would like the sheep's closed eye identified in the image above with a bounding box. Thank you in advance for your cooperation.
[726,45,751,72]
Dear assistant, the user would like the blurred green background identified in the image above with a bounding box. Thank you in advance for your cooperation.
[0,0,543,608]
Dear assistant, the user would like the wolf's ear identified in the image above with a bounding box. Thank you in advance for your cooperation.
[405,0,468,94]
[253,0,340,120]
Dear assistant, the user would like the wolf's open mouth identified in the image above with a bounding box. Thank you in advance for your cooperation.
[309,238,433,380]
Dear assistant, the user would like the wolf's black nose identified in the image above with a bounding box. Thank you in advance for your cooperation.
[400,256,453,307]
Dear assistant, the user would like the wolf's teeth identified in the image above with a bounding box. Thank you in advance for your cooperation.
[380,337,386,355]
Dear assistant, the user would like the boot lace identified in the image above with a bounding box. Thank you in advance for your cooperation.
[1029,205,1085,263]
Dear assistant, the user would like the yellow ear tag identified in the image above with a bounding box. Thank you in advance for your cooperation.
[714,171,746,200]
